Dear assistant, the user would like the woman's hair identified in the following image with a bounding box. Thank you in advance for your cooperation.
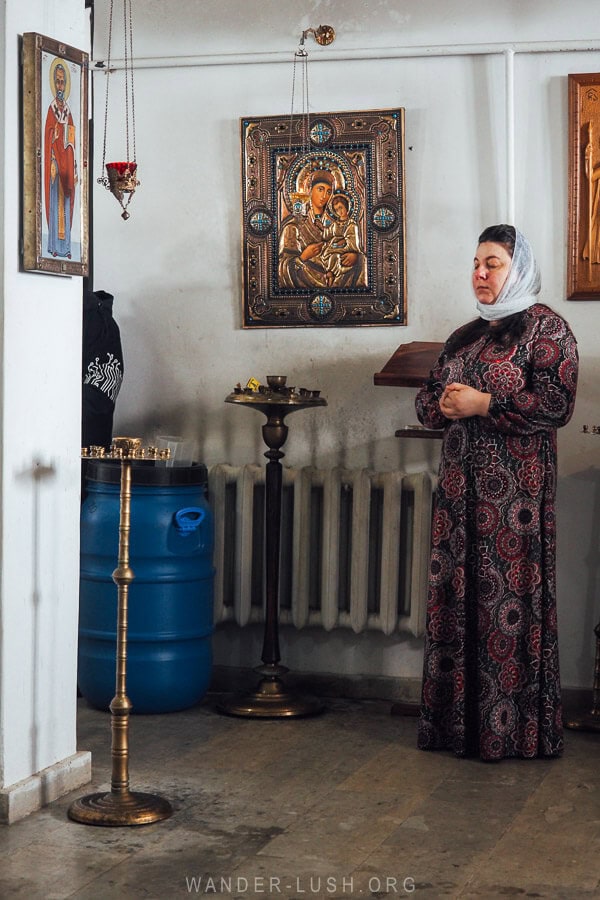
[443,312,528,357]
[477,224,516,256]
[311,170,334,188]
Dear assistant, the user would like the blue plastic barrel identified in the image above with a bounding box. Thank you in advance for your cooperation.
[79,460,214,713]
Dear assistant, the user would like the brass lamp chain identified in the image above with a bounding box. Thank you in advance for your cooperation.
[124,0,137,165]
[288,35,311,161]
[98,0,114,182]
[301,47,310,158]
[287,50,298,159]
[119,0,136,214]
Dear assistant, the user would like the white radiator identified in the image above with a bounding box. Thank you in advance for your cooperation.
[208,464,433,638]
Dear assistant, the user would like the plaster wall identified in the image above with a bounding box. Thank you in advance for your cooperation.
[0,0,87,789]
[91,1,600,692]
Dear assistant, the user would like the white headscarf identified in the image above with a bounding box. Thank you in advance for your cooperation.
[475,227,541,321]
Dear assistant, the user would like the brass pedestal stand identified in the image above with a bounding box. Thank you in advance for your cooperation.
[69,438,173,826]
[565,621,600,733]
[218,378,326,718]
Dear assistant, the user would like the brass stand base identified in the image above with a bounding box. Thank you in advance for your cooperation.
[564,711,600,733]
[217,665,324,719]
[68,790,173,827]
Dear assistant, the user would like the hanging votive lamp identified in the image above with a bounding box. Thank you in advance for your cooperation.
[104,161,139,219]
[97,0,139,219]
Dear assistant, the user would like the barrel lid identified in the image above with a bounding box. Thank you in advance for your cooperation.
[84,459,208,486]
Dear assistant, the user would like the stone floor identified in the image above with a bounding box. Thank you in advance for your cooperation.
[0,694,599,899]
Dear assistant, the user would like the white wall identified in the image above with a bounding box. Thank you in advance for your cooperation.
[0,0,88,792]
[92,0,600,692]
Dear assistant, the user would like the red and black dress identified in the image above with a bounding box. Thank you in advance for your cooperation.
[415,303,578,760]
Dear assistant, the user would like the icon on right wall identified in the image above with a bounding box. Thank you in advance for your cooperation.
[568,72,600,300]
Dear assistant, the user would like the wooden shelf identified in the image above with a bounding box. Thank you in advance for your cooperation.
[395,425,443,440]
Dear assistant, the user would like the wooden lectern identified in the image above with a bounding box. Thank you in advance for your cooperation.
[374,341,443,388]
[374,341,444,440]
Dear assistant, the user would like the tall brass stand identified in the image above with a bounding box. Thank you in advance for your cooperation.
[69,438,173,826]
[217,382,326,718]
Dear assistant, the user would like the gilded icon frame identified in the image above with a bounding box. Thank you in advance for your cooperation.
[567,72,600,300]
[241,108,406,327]
[22,32,89,276]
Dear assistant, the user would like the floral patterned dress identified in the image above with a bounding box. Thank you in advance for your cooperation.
[415,304,578,760]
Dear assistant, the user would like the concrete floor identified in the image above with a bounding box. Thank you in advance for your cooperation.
[0,694,598,899]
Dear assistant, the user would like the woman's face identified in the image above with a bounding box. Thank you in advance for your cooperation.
[472,241,512,305]
[310,182,333,214]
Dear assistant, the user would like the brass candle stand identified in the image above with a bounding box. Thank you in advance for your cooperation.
[69,437,173,826]
[218,377,326,718]
[564,424,600,733]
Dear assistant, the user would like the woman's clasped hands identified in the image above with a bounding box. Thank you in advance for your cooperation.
[439,382,491,420]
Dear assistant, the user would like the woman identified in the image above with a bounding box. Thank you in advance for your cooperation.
[415,225,578,760]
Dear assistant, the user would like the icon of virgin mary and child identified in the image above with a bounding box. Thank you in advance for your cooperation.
[278,166,367,290]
